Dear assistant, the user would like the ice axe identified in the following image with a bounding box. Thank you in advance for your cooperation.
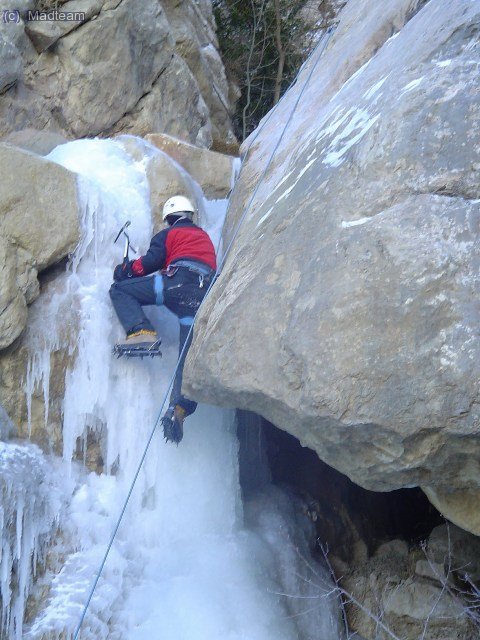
[113,221,138,281]
[113,220,137,264]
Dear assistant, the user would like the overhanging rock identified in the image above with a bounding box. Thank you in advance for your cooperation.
[184,0,480,534]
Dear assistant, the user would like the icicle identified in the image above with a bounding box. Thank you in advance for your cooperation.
[0,442,65,639]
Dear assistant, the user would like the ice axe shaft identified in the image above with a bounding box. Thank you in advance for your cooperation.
[114,220,130,244]
[113,221,137,261]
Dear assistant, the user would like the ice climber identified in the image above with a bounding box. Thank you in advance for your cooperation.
[109,195,217,444]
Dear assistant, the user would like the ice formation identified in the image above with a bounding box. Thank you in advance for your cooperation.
[2,137,343,639]
[0,442,66,640]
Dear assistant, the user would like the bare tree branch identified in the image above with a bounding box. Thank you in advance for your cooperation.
[273,0,286,104]
[242,0,268,139]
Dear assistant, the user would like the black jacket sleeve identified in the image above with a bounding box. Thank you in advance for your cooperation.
[139,229,168,275]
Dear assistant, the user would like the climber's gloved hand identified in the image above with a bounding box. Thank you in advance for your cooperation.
[113,260,134,282]
[162,405,186,445]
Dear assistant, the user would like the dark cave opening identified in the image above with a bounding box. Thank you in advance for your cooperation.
[237,410,443,563]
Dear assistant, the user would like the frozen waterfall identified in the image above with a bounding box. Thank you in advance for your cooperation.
[2,137,343,640]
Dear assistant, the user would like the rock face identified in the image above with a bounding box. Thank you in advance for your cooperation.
[147,133,237,199]
[0,237,28,349]
[300,0,349,34]
[160,0,237,152]
[24,0,104,53]
[185,0,480,534]
[0,22,23,92]
[0,141,79,447]
[339,528,480,640]
[0,128,68,155]
[0,0,237,148]
[0,143,79,270]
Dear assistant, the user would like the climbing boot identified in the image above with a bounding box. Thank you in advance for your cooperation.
[161,405,186,444]
[113,329,162,359]
[121,329,158,347]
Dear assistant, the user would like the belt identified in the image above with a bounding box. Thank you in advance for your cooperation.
[171,260,216,277]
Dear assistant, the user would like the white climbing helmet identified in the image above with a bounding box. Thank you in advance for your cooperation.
[162,195,195,221]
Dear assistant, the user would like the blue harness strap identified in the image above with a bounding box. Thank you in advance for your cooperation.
[153,274,164,305]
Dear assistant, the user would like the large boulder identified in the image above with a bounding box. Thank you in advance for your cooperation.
[185,0,480,534]
[0,143,79,270]
[424,487,480,541]
[0,143,78,354]
[49,0,173,138]
[147,133,238,199]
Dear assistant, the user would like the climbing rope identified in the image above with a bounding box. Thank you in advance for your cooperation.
[72,28,333,640]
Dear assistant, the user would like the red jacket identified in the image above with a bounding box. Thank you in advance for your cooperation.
[132,219,217,276]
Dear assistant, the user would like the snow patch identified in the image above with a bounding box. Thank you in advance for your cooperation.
[342,210,387,228]
[364,75,389,100]
[315,108,350,144]
[385,32,400,45]
[341,217,371,228]
[276,184,296,204]
[275,158,316,204]
[256,206,274,228]
[323,109,380,167]
[400,77,424,94]
[257,158,317,228]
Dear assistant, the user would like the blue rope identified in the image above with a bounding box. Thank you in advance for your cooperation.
[72,28,332,640]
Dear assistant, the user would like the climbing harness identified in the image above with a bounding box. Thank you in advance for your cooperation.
[161,259,214,289]
[73,27,333,640]
[161,264,179,277]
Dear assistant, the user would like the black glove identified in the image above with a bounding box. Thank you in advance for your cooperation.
[113,260,134,282]
[161,407,184,444]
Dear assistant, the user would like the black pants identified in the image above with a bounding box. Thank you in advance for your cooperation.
[109,268,211,415]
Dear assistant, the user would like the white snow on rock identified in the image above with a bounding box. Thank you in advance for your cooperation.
[400,77,424,94]
[323,109,380,167]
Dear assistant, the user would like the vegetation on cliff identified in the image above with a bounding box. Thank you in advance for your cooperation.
[213,0,316,139]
